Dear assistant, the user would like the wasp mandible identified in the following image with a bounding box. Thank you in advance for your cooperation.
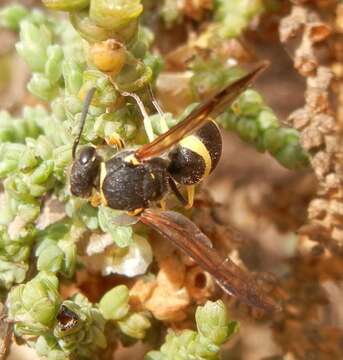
[70,62,277,312]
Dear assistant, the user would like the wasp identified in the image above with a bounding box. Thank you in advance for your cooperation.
[70,62,277,312]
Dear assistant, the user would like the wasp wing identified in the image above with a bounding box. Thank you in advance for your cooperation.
[140,209,277,312]
[136,62,268,160]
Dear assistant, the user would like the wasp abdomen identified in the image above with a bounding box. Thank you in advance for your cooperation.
[168,121,222,185]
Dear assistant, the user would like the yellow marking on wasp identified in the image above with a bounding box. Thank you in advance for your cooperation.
[99,162,108,206]
[127,208,144,216]
[124,154,140,165]
[185,185,195,209]
[90,191,102,207]
[180,135,212,178]
[106,132,125,150]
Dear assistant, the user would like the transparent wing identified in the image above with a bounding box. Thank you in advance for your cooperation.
[140,208,278,312]
[136,62,269,160]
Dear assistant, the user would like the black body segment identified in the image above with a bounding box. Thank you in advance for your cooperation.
[168,146,206,185]
[168,120,222,185]
[101,150,169,211]
[195,121,222,171]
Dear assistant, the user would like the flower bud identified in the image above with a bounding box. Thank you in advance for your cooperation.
[90,40,127,75]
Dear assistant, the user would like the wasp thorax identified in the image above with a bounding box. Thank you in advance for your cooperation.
[70,146,100,198]
[90,39,127,75]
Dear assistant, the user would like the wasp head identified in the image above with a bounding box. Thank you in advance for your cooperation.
[70,146,100,198]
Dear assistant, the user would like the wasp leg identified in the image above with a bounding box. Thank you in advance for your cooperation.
[90,191,103,207]
[105,132,125,150]
[159,198,167,210]
[147,84,169,133]
[185,185,195,209]
[168,177,187,206]
[111,81,155,143]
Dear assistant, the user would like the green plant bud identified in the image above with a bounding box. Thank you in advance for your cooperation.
[70,10,138,44]
[58,240,77,277]
[275,143,309,170]
[48,350,68,360]
[149,113,173,135]
[35,335,66,360]
[30,181,54,197]
[17,202,41,224]
[192,335,221,359]
[215,0,264,39]
[161,0,182,27]
[196,300,239,346]
[218,14,248,38]
[191,60,244,98]
[63,60,84,96]
[263,127,285,154]
[0,110,42,143]
[79,70,117,108]
[281,128,301,146]
[118,312,151,339]
[51,98,66,121]
[64,96,83,117]
[21,275,61,327]
[129,26,154,59]
[0,259,28,289]
[233,89,264,116]
[8,272,61,332]
[22,105,49,133]
[54,144,73,178]
[28,73,58,101]
[98,206,133,247]
[89,0,143,31]
[31,136,54,160]
[256,109,279,131]
[236,117,259,143]
[216,111,238,131]
[37,243,64,273]
[45,45,64,84]
[36,270,60,288]
[144,351,164,360]
[65,199,98,229]
[42,0,90,11]
[4,176,34,203]
[16,21,52,72]
[18,149,38,170]
[0,160,18,178]
[29,160,54,185]
[99,285,130,320]
[0,4,29,30]
[115,59,153,92]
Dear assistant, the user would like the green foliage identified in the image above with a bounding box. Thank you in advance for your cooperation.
[145,300,239,360]
[213,0,265,38]
[7,272,61,336]
[218,94,309,170]
[99,285,151,340]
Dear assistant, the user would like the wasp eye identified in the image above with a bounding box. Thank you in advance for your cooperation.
[79,147,96,165]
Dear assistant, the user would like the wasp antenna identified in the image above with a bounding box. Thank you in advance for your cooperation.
[72,87,97,160]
